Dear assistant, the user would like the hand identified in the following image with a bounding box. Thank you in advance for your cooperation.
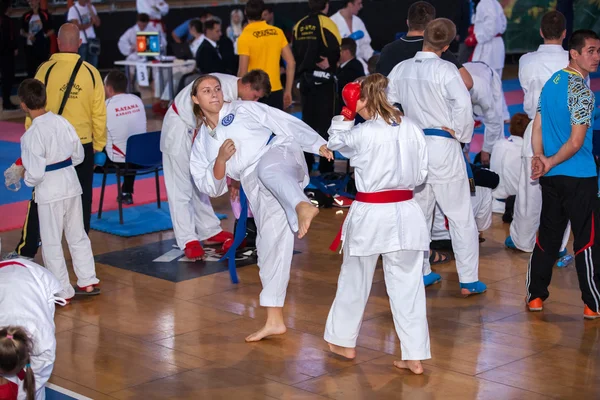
[316,56,330,70]
[341,82,361,120]
[229,179,240,201]
[28,34,35,43]
[283,91,292,109]
[319,145,334,161]
[480,151,490,167]
[217,139,236,163]
[441,126,456,138]
[531,155,553,180]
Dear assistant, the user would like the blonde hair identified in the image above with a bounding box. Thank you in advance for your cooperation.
[190,74,222,128]
[358,74,402,125]
[0,326,35,400]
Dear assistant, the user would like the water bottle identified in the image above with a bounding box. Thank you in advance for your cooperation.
[557,254,574,268]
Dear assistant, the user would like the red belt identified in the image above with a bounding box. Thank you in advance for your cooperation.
[329,190,413,252]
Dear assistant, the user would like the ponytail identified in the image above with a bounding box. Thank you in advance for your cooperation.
[358,73,403,126]
[0,326,36,400]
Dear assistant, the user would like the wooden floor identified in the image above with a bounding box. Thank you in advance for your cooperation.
[2,197,600,399]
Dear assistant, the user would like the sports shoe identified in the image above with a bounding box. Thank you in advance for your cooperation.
[460,281,487,296]
[184,240,205,260]
[527,298,543,312]
[333,195,353,208]
[504,236,517,250]
[2,251,33,261]
[120,193,134,205]
[205,231,234,245]
[423,272,442,287]
[584,305,600,320]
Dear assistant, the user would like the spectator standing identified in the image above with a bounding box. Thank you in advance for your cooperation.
[21,0,54,78]
[336,38,364,98]
[0,0,18,110]
[67,0,101,67]
[226,9,244,45]
[292,0,341,173]
[330,0,373,75]
[237,0,295,110]
[171,11,213,44]
[195,19,227,74]
[5,23,106,261]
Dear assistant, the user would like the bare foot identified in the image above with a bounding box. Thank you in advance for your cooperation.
[393,360,424,375]
[296,202,319,239]
[245,323,287,342]
[328,343,356,359]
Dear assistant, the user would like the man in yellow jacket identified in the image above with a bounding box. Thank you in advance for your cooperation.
[6,23,106,260]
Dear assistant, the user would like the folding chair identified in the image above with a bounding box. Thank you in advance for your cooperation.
[97,131,163,224]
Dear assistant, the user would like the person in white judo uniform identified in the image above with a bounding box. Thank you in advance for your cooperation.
[463,61,504,166]
[135,0,168,40]
[468,0,509,121]
[508,11,573,255]
[161,70,272,260]
[17,79,99,301]
[330,0,374,75]
[387,18,486,295]
[0,241,66,400]
[324,75,431,374]
[188,74,333,342]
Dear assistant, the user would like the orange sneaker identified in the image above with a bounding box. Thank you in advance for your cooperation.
[527,298,543,312]
[584,305,600,320]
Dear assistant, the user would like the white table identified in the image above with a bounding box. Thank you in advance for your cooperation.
[114,59,196,101]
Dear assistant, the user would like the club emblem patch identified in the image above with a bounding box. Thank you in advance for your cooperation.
[222,113,235,126]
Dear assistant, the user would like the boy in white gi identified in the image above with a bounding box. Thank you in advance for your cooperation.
[189,75,332,342]
[0,239,66,400]
[463,61,504,166]
[17,79,99,300]
[325,76,431,375]
[161,70,271,260]
[468,0,509,121]
[508,11,572,253]
[330,0,373,75]
[388,19,486,295]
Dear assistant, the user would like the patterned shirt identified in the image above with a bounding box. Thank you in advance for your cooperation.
[538,69,596,178]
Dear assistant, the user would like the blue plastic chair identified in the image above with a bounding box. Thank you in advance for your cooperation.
[97,131,163,224]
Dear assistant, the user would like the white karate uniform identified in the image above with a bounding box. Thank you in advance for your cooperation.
[490,135,522,213]
[118,23,167,61]
[432,185,493,240]
[190,101,325,307]
[136,0,168,37]
[0,258,66,400]
[324,115,431,360]
[463,62,504,153]
[20,112,99,299]
[330,11,373,75]
[161,73,240,250]
[510,45,570,252]
[471,0,509,120]
[105,93,147,163]
[388,51,480,284]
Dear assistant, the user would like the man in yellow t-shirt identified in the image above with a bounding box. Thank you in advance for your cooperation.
[237,0,295,110]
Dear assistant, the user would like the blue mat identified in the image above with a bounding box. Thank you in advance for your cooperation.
[91,201,227,237]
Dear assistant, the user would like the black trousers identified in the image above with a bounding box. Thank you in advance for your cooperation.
[528,175,600,311]
[14,143,95,257]
[101,150,137,194]
[259,89,284,110]
[300,81,336,173]
[1,51,15,105]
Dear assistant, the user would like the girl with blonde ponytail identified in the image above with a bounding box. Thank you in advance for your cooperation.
[324,73,432,375]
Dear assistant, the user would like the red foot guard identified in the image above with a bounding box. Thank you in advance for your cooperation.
[205,231,234,245]
[219,238,247,254]
[184,240,205,259]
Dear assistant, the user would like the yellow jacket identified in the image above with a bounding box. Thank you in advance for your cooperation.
[27,53,107,152]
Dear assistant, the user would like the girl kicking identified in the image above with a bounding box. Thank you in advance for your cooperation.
[188,75,333,342]
[325,75,431,374]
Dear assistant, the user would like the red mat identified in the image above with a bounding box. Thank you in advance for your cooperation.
[0,176,168,232]
[0,121,24,143]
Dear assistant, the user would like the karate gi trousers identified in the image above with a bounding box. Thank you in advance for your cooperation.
[324,244,431,361]
[38,196,98,299]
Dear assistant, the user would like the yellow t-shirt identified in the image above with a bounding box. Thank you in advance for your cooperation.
[237,20,288,92]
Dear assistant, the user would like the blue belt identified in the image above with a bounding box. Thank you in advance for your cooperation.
[45,158,72,172]
[219,134,276,284]
[423,129,475,194]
